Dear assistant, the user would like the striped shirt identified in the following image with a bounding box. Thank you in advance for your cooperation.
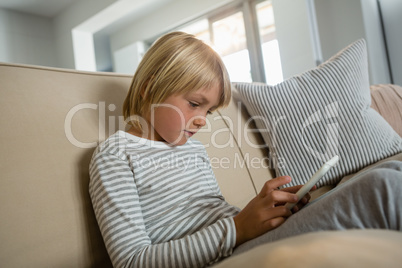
[89,131,240,267]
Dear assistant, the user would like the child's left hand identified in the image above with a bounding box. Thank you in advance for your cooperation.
[277,185,316,213]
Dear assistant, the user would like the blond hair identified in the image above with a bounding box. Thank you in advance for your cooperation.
[123,31,231,131]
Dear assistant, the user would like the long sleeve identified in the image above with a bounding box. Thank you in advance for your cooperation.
[89,141,238,268]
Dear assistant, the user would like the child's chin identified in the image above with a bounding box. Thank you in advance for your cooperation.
[167,137,189,146]
[176,138,189,146]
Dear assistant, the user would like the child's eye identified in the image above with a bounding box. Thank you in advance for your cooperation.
[189,101,199,108]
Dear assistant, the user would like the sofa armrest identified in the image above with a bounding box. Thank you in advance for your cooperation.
[370,84,402,136]
[213,230,402,268]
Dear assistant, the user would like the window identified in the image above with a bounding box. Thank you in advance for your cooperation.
[256,1,283,85]
[211,11,252,82]
[179,12,252,82]
[176,0,282,84]
[179,19,210,44]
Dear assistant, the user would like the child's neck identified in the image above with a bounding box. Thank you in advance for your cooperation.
[126,126,164,143]
[126,126,144,139]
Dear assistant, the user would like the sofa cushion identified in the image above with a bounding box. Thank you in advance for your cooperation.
[233,39,402,188]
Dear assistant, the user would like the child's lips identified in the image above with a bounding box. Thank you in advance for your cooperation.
[184,130,196,137]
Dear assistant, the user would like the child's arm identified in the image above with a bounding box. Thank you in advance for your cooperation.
[89,151,237,268]
[233,176,308,246]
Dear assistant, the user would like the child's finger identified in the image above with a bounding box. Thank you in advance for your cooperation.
[259,176,292,198]
[291,195,313,213]
[259,206,292,223]
[262,216,287,231]
[280,185,302,193]
[264,190,298,206]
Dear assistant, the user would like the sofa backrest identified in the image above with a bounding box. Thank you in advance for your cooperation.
[0,63,129,267]
[0,62,272,267]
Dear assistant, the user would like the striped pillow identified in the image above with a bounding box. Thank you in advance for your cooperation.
[233,39,402,187]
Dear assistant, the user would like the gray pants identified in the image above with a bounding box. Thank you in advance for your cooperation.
[233,160,402,255]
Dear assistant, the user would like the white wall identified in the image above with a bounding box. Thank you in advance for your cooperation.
[0,0,118,69]
[114,41,145,74]
[271,0,316,79]
[109,0,235,74]
[53,0,118,69]
[360,0,391,85]
[110,0,233,52]
[380,0,402,86]
[0,8,56,67]
[314,0,388,85]
[314,0,399,85]
[315,0,365,61]
[94,33,113,72]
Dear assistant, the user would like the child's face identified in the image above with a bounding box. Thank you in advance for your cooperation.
[148,83,221,146]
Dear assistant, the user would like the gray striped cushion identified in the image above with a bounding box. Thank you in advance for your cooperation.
[233,39,402,187]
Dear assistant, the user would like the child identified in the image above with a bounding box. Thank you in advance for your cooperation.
[89,32,402,267]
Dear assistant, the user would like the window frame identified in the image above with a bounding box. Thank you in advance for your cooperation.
[147,0,271,83]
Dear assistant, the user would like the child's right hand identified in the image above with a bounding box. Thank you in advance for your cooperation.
[233,176,297,247]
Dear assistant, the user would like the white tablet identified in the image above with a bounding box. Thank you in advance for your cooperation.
[285,155,339,210]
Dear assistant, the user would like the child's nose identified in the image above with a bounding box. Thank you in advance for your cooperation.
[193,116,206,128]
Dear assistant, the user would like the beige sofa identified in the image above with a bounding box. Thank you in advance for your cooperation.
[1,62,401,267]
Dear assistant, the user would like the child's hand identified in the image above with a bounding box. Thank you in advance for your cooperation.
[277,184,316,213]
[233,176,298,247]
